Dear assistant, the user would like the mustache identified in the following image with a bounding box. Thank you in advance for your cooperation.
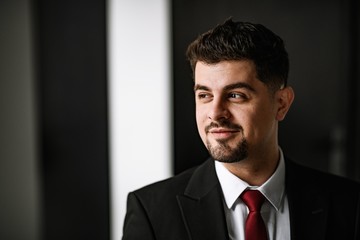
[205,121,243,133]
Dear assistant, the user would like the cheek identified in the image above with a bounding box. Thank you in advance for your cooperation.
[248,110,277,140]
[239,108,271,137]
[196,104,209,121]
[195,107,207,135]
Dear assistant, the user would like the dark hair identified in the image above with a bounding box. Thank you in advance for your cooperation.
[186,18,289,91]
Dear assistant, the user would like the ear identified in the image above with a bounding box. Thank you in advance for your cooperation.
[275,86,295,121]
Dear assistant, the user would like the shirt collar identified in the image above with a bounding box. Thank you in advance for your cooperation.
[215,148,286,211]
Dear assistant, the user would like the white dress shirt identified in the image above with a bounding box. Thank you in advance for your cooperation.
[215,148,290,240]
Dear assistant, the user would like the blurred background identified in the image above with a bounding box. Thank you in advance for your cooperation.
[1,0,359,239]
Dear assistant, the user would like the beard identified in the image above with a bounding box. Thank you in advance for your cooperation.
[205,121,248,163]
[206,137,248,163]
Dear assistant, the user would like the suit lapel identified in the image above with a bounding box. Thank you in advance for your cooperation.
[286,159,329,240]
[177,159,229,240]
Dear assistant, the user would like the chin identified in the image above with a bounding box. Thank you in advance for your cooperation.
[207,138,248,163]
[212,150,248,163]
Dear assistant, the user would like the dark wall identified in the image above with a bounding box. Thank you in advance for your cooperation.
[34,0,110,239]
[172,0,360,180]
[0,1,40,239]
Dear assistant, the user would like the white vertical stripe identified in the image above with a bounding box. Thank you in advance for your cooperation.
[107,0,171,239]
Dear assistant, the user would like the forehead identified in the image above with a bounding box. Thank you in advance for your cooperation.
[194,60,260,89]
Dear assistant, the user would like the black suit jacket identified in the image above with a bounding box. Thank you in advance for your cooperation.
[122,158,360,240]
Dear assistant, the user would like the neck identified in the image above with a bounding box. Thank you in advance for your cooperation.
[222,147,280,186]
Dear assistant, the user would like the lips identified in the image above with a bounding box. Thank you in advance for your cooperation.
[207,128,240,139]
[205,121,243,140]
[208,128,239,133]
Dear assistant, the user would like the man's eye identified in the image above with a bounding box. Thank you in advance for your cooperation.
[228,93,246,99]
[198,93,211,99]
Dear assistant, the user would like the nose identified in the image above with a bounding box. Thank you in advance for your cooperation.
[208,97,230,121]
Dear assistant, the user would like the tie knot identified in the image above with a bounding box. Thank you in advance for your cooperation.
[241,190,265,212]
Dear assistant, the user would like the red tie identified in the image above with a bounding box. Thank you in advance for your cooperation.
[241,190,268,240]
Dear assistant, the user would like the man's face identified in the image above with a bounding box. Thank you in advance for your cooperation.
[194,60,281,163]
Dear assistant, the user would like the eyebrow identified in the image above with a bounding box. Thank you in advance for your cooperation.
[194,82,256,92]
[193,84,210,92]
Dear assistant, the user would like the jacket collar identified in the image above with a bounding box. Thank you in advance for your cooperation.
[177,158,229,240]
[285,159,329,240]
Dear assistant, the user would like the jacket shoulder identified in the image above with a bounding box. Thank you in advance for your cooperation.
[123,164,203,239]
[286,159,360,192]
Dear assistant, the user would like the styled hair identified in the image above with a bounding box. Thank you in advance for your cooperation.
[186,18,289,91]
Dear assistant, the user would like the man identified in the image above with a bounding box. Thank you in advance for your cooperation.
[122,19,360,240]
